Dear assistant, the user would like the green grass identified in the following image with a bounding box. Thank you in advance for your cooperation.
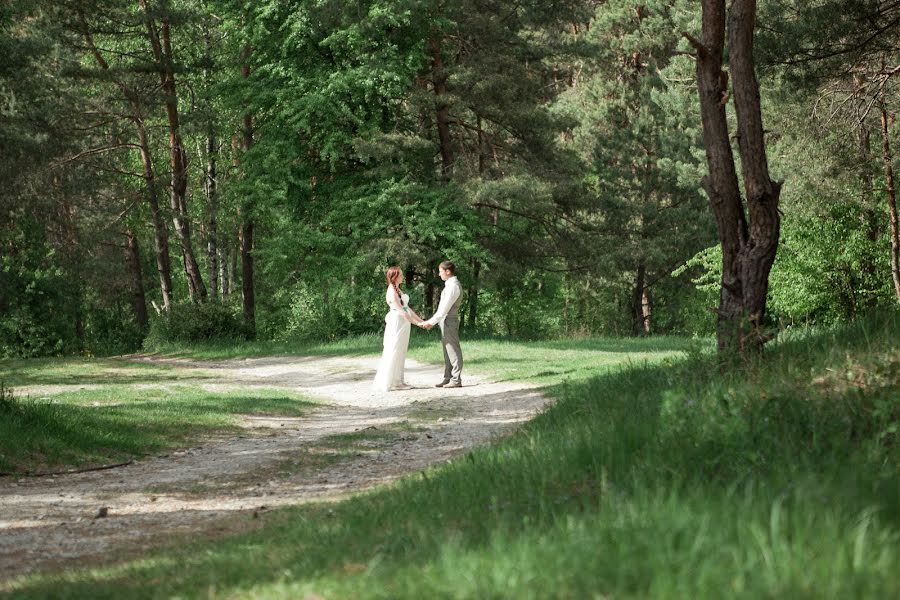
[0,356,200,388]
[0,386,315,474]
[3,316,899,598]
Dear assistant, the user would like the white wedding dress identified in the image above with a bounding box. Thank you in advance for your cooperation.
[372,287,412,391]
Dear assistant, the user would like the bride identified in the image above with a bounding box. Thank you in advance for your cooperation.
[372,266,425,391]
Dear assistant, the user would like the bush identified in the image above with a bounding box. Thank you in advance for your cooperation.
[143,301,251,347]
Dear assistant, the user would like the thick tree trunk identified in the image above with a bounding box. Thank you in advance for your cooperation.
[689,0,781,354]
[124,228,149,328]
[429,31,454,178]
[141,0,207,301]
[728,0,782,343]
[880,104,900,303]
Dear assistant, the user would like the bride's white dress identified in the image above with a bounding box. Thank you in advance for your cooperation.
[372,288,411,391]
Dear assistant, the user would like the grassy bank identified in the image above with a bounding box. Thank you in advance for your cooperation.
[3,315,899,597]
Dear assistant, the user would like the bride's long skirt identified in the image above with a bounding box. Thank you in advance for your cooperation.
[372,310,411,391]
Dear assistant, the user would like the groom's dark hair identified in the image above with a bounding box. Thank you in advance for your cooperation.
[440,260,456,275]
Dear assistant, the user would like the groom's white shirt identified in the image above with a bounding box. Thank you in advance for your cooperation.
[425,276,461,327]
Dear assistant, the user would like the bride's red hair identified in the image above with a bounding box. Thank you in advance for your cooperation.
[385,266,402,285]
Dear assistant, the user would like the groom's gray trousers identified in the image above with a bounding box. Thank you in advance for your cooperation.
[440,315,463,384]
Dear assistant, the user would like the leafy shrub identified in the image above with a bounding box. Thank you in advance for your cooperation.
[143,301,251,347]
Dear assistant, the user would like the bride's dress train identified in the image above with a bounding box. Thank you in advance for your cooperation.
[372,291,411,391]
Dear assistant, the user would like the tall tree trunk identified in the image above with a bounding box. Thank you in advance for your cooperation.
[80,22,173,312]
[429,30,453,178]
[880,103,900,303]
[136,117,175,312]
[729,0,782,344]
[141,0,207,301]
[203,24,219,300]
[205,125,219,299]
[124,227,149,328]
[240,43,256,334]
[687,0,781,354]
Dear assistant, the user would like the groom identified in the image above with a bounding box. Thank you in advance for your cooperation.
[418,260,463,388]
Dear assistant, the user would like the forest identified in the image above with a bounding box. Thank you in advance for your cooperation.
[1,2,899,598]
[3,0,898,357]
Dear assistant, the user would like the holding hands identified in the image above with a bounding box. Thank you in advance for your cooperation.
[417,321,433,330]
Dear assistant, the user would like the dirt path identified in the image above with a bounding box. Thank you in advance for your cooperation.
[0,355,549,581]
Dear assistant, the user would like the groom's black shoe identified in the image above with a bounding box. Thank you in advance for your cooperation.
[435,381,450,388]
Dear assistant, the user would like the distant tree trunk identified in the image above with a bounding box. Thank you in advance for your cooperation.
[467,258,480,330]
[687,0,782,354]
[429,30,454,178]
[141,0,207,302]
[631,262,650,335]
[220,239,231,296]
[642,288,652,333]
[136,117,174,312]
[124,228,149,328]
[880,103,900,303]
[855,74,880,242]
[205,125,219,300]
[239,42,256,334]
[425,280,435,314]
[203,24,219,300]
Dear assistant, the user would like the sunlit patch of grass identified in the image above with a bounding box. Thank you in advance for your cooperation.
[0,386,316,474]
[0,356,198,388]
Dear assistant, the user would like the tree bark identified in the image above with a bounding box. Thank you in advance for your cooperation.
[728,0,782,344]
[880,103,900,303]
[124,228,149,328]
[140,0,207,302]
[429,30,454,178]
[689,0,781,354]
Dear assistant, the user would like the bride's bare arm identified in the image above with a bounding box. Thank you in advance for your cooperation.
[406,308,424,325]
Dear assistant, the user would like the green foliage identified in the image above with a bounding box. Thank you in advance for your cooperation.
[144,301,251,348]
[0,216,81,358]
